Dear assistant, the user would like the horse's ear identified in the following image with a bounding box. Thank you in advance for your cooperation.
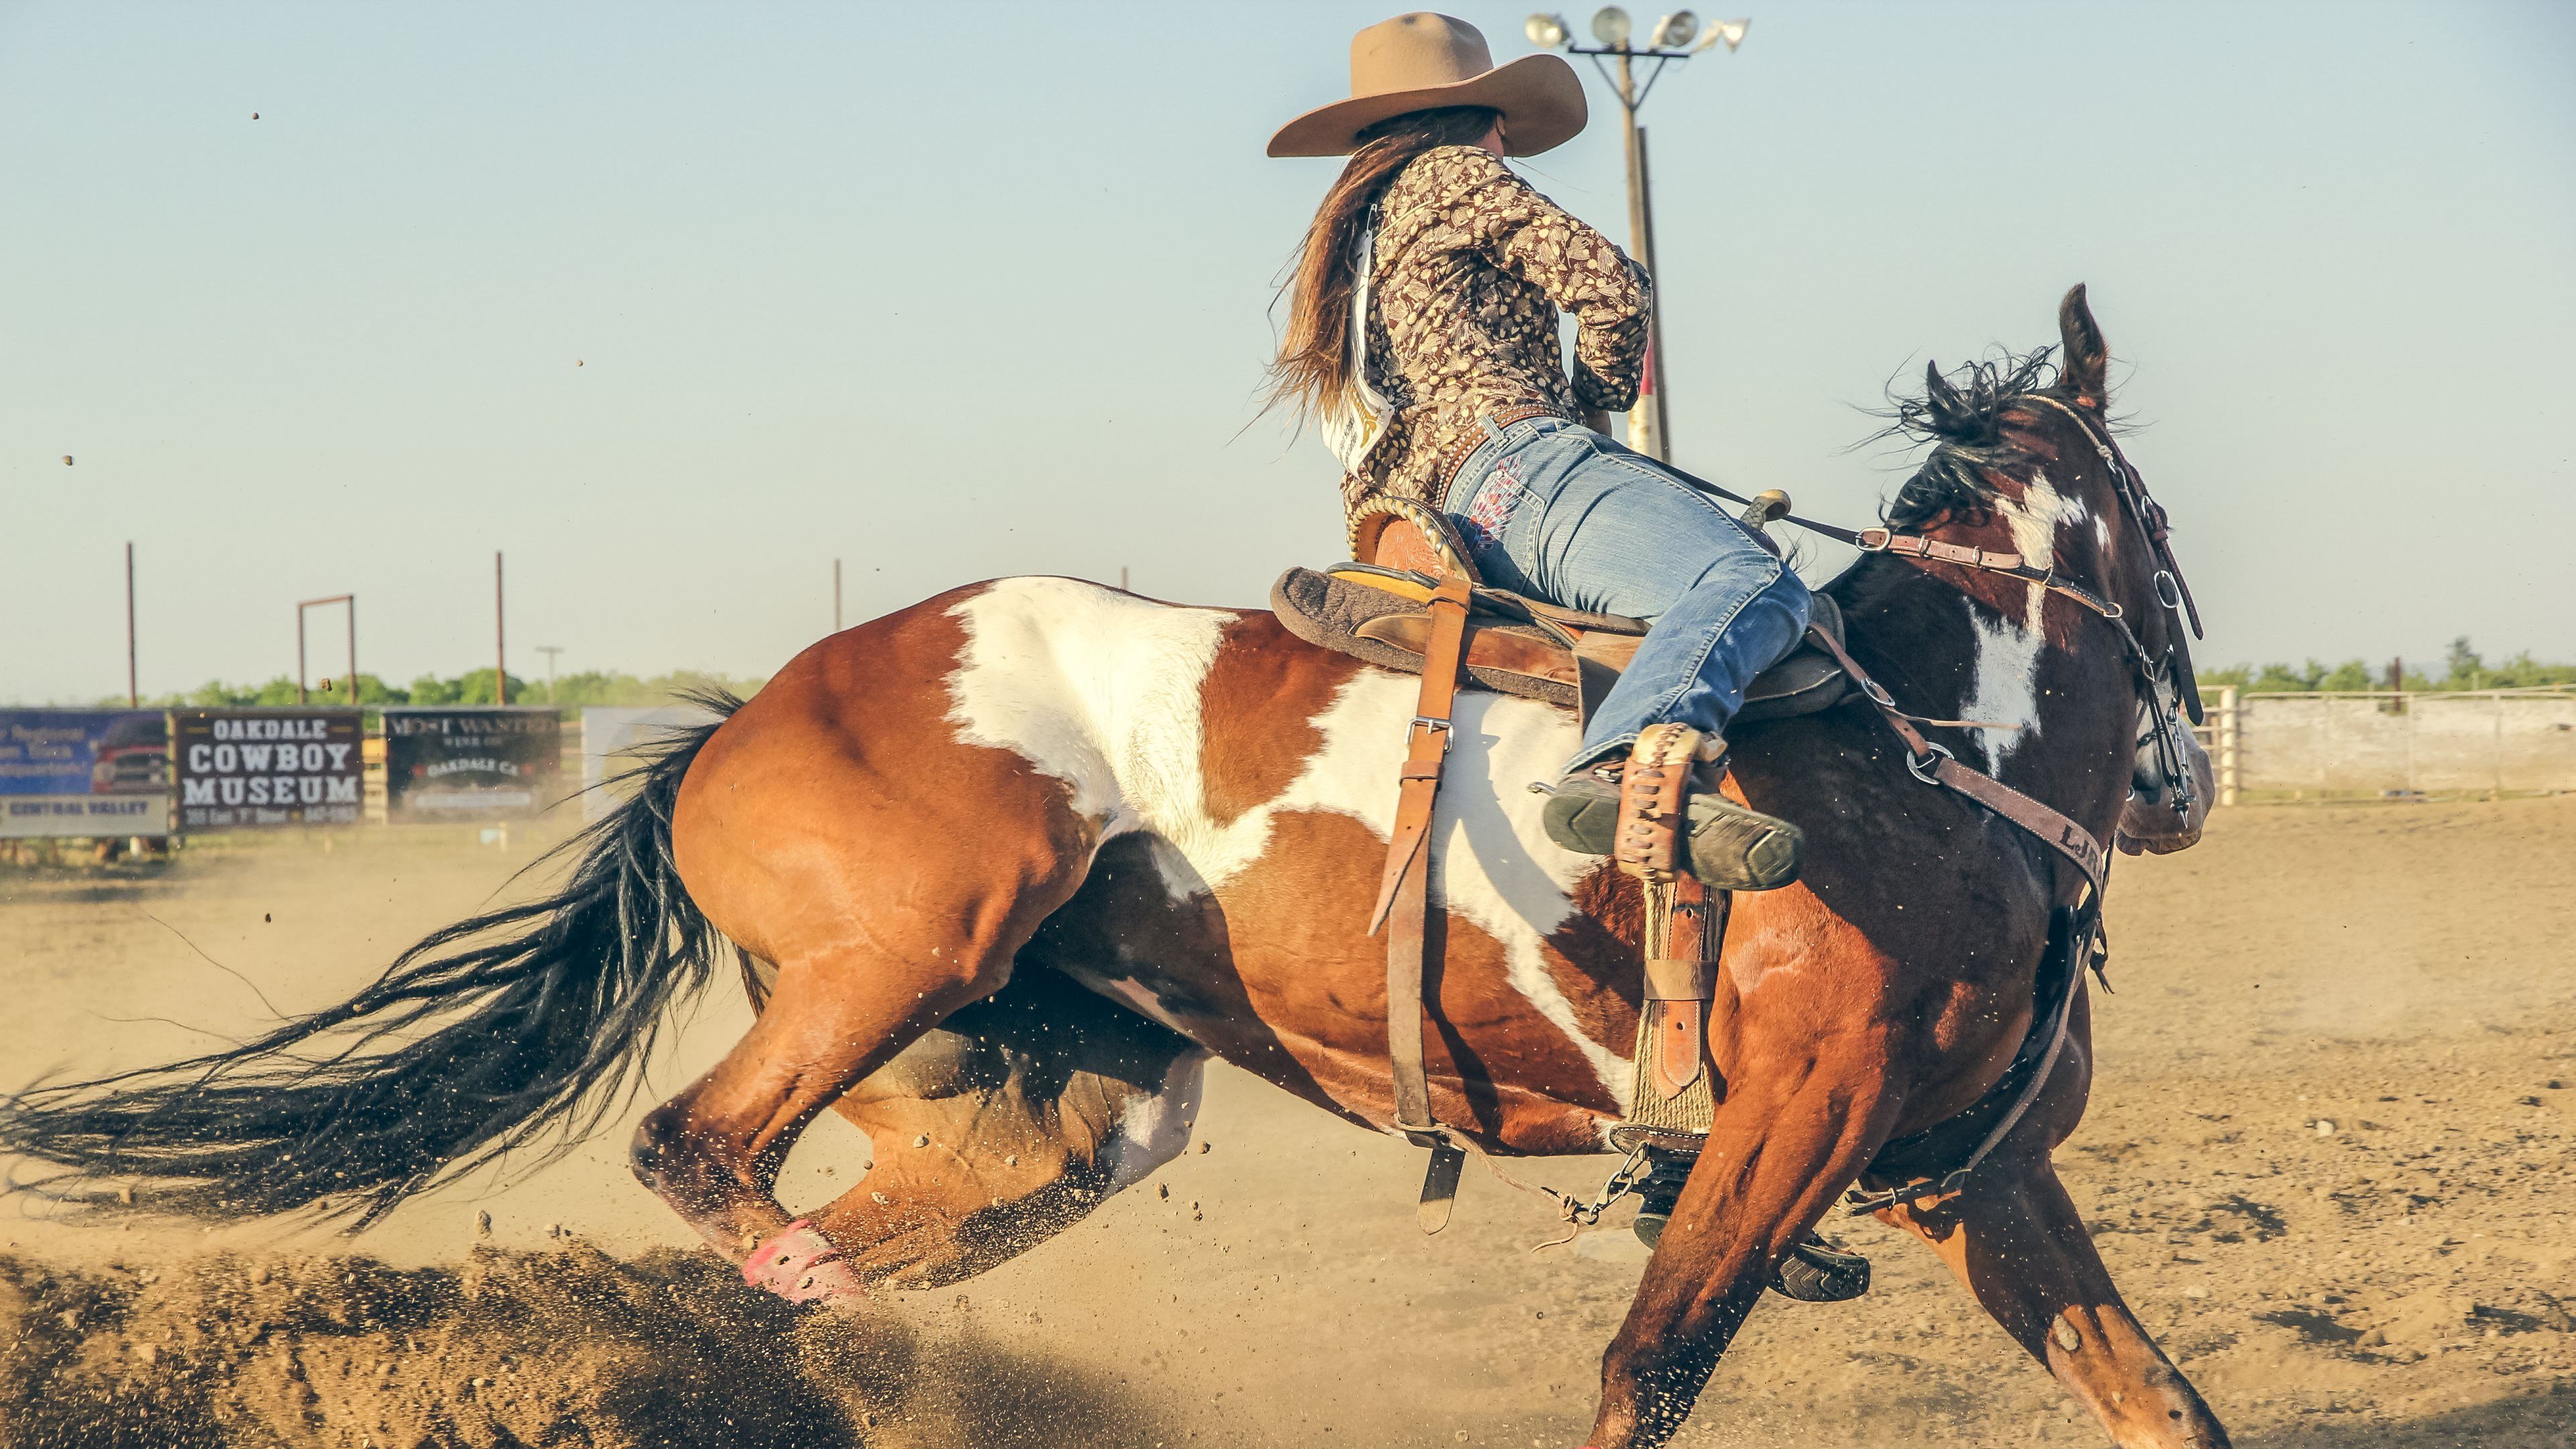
[2058,283,2108,410]
[1922,358,1964,425]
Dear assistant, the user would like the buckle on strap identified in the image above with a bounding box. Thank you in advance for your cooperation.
[1854,527,1893,553]
[1906,741,1955,786]
[1406,716,1453,749]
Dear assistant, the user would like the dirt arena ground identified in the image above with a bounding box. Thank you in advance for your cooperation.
[3,797,2571,1448]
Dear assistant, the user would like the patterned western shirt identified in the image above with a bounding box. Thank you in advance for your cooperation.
[1343,145,1652,515]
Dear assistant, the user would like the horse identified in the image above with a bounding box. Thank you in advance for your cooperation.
[1,287,2225,1449]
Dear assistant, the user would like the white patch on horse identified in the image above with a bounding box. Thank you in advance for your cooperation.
[1289,675,1631,1110]
[945,578,1239,893]
[945,581,1627,1125]
[1960,470,2084,770]
[1099,1049,1210,1192]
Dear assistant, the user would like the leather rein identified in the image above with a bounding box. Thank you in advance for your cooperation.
[1665,392,2206,830]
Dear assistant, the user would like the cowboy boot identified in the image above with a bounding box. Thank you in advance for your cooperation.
[1540,735,1802,890]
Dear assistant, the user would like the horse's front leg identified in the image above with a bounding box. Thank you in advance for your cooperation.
[1585,1040,1897,1448]
[1870,993,2230,1447]
[1878,1155,2231,1448]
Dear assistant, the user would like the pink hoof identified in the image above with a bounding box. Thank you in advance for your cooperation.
[742,1219,868,1305]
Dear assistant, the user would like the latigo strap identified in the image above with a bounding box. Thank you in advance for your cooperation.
[1371,574,1475,1233]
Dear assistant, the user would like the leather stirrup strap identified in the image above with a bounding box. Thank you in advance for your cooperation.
[1370,576,1474,1232]
[1804,623,2110,896]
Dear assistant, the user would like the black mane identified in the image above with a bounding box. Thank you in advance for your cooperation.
[1877,347,2061,527]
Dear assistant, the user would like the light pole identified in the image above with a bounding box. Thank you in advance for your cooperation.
[1525,9,1748,462]
[537,645,564,702]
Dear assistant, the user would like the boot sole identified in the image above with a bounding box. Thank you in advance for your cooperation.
[1542,789,1803,891]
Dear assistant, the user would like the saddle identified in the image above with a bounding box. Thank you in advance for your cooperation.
[1270,565,1849,725]
[1305,496,1843,1232]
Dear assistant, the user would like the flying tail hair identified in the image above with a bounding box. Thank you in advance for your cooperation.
[0,690,743,1226]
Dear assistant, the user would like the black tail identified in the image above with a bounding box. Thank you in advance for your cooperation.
[0,694,743,1225]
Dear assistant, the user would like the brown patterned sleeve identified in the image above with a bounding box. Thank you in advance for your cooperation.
[1442,150,1652,411]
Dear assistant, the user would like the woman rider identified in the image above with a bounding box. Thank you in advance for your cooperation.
[1268,13,1812,890]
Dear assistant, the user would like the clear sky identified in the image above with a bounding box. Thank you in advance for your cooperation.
[5,1,2570,702]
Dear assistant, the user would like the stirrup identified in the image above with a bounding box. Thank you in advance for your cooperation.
[1538,737,1803,891]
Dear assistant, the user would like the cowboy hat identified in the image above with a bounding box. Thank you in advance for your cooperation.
[1267,12,1586,159]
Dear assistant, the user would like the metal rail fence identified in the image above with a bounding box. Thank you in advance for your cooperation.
[2197,685,2576,803]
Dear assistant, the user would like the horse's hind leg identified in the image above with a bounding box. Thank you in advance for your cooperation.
[809,970,1207,1289]
[632,710,1096,1297]
[625,951,1016,1295]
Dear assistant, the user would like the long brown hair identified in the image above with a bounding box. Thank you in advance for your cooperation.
[1265,106,1501,425]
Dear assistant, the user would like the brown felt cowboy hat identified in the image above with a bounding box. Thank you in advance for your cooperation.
[1267,12,1587,158]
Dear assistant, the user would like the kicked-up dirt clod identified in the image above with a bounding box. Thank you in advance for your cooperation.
[0,1243,1177,1449]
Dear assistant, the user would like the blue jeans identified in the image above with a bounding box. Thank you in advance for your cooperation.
[1442,414,1813,774]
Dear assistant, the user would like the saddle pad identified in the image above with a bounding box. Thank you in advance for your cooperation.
[1271,568,1853,723]
[1272,567,1582,708]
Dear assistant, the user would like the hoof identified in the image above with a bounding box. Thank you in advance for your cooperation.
[1770,1235,1871,1302]
[743,1219,868,1306]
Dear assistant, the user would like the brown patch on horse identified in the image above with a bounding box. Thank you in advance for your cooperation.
[1197,613,1359,826]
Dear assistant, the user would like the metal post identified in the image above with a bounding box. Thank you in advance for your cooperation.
[2218,686,2240,806]
[537,646,563,702]
[124,543,138,707]
[494,551,507,706]
[1613,55,1666,461]
[1635,125,1671,458]
[2495,691,2506,800]
[297,595,354,705]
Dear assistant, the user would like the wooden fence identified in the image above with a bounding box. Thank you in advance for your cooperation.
[2195,685,2576,802]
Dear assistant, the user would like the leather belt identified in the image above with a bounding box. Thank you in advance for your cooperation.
[1435,403,1569,506]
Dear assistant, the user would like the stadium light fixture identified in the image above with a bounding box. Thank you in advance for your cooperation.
[1650,11,1699,50]
[1693,17,1749,52]
[1525,12,1570,48]
[1589,6,1631,46]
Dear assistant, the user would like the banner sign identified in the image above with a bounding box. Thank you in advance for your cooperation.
[0,709,172,838]
[381,708,563,819]
[174,709,363,829]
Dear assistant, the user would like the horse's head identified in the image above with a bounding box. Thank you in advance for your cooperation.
[2041,286,2212,853]
[1881,285,2210,851]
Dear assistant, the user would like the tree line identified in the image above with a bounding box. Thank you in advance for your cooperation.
[2199,637,2575,694]
[106,667,765,717]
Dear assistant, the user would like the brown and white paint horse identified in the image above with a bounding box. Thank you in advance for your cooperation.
[4,288,2220,1448]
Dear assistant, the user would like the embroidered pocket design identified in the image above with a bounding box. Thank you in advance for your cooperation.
[1459,455,1524,551]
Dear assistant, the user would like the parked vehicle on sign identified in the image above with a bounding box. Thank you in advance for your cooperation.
[91,713,168,792]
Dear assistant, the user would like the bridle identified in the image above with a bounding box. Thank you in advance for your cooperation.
[1674,390,2206,823]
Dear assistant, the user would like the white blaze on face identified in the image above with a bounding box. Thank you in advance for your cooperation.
[1961,470,2088,770]
[945,578,1629,1118]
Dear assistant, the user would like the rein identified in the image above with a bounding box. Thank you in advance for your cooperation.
[1652,394,2204,824]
